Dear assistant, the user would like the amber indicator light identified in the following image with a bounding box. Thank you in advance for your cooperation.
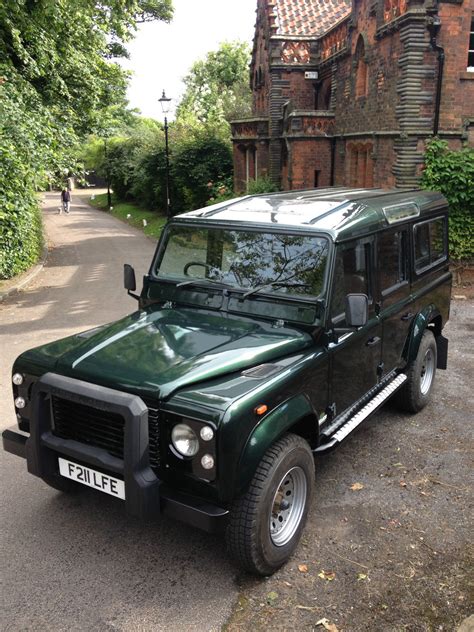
[255,404,268,416]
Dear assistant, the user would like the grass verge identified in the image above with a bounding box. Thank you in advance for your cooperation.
[88,193,166,240]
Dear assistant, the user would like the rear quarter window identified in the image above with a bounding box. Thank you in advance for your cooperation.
[414,216,447,274]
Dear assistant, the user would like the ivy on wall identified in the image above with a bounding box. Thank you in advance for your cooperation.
[421,139,474,262]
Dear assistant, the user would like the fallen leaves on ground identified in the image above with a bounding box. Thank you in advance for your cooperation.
[357,572,368,581]
[298,564,309,573]
[318,570,336,581]
[315,617,339,631]
[350,482,364,491]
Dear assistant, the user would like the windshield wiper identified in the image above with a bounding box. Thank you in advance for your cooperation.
[175,278,235,290]
[242,281,310,299]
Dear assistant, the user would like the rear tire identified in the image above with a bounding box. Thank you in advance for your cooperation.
[226,433,314,576]
[395,329,437,413]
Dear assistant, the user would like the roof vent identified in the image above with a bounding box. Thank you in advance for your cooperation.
[383,202,420,224]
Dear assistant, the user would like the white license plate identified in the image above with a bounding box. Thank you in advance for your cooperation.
[58,458,125,500]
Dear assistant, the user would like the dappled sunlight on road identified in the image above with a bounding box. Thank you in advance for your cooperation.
[0,193,156,427]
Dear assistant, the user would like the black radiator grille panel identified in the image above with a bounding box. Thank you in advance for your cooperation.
[52,396,125,459]
[52,396,161,470]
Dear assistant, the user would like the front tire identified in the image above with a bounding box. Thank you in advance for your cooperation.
[226,433,314,576]
[396,329,437,413]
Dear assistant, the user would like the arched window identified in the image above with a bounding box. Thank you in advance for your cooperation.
[355,36,369,98]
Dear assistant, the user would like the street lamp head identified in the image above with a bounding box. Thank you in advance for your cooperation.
[159,89,172,115]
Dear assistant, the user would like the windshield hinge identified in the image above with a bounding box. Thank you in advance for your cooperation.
[272,319,285,329]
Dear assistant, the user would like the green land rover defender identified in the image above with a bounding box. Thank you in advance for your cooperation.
[3,188,451,575]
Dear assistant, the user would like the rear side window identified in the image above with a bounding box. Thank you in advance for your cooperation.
[414,217,447,273]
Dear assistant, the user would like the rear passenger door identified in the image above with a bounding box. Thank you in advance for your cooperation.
[329,237,382,416]
[376,228,414,375]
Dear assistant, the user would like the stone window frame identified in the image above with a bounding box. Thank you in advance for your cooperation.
[468,14,474,72]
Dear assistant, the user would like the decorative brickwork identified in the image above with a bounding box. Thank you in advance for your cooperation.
[231,0,474,193]
[321,22,350,63]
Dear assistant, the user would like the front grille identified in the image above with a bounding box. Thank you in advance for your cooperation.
[147,405,161,472]
[51,396,161,470]
[52,396,125,459]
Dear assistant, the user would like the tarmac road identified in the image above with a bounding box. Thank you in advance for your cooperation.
[1,193,472,631]
[0,193,237,631]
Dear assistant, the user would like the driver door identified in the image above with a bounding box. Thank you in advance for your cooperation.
[328,237,382,417]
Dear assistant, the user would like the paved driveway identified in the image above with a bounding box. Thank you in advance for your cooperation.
[0,194,237,631]
[1,194,472,631]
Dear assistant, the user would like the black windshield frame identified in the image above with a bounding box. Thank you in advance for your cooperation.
[150,221,332,304]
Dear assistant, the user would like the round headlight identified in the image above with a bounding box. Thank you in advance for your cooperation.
[12,373,24,386]
[171,424,199,457]
[201,454,215,470]
[15,397,26,409]
[200,426,214,442]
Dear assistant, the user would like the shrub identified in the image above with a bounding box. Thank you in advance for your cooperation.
[421,139,474,262]
[246,177,280,195]
[0,144,43,279]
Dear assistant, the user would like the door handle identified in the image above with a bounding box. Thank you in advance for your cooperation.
[366,336,381,348]
[401,312,415,321]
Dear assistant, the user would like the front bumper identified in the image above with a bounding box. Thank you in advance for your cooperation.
[2,372,228,533]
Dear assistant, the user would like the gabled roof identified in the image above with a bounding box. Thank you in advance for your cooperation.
[273,0,352,37]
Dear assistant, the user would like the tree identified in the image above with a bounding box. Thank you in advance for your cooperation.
[177,41,252,127]
[0,0,173,279]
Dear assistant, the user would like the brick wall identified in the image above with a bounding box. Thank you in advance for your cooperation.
[284,138,332,189]
[280,71,318,110]
[437,1,474,141]
[233,0,474,193]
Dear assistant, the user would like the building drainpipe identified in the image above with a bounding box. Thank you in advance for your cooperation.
[428,15,445,137]
[330,137,336,186]
[285,138,293,190]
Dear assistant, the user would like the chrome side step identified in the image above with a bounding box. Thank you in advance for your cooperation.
[314,373,407,453]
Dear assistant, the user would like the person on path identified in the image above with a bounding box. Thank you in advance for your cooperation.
[60,188,71,214]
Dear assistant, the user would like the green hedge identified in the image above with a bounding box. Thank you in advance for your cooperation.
[421,139,474,262]
[0,142,44,279]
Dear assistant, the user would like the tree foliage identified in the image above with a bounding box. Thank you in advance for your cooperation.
[176,41,252,127]
[421,139,474,261]
[0,0,173,279]
[99,123,233,214]
[82,41,251,217]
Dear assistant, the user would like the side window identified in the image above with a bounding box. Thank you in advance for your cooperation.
[331,240,371,324]
[467,15,474,71]
[414,217,447,273]
[378,230,408,294]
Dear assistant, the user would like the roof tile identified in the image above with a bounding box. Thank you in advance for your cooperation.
[274,0,352,37]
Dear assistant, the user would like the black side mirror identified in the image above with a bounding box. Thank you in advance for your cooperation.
[124,264,139,301]
[345,293,369,327]
[124,264,136,291]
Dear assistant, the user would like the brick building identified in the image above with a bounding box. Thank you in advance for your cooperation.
[231,0,474,191]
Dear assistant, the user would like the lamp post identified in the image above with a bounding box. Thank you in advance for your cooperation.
[104,137,112,210]
[159,90,172,219]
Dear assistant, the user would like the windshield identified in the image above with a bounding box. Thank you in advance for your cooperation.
[154,225,329,299]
